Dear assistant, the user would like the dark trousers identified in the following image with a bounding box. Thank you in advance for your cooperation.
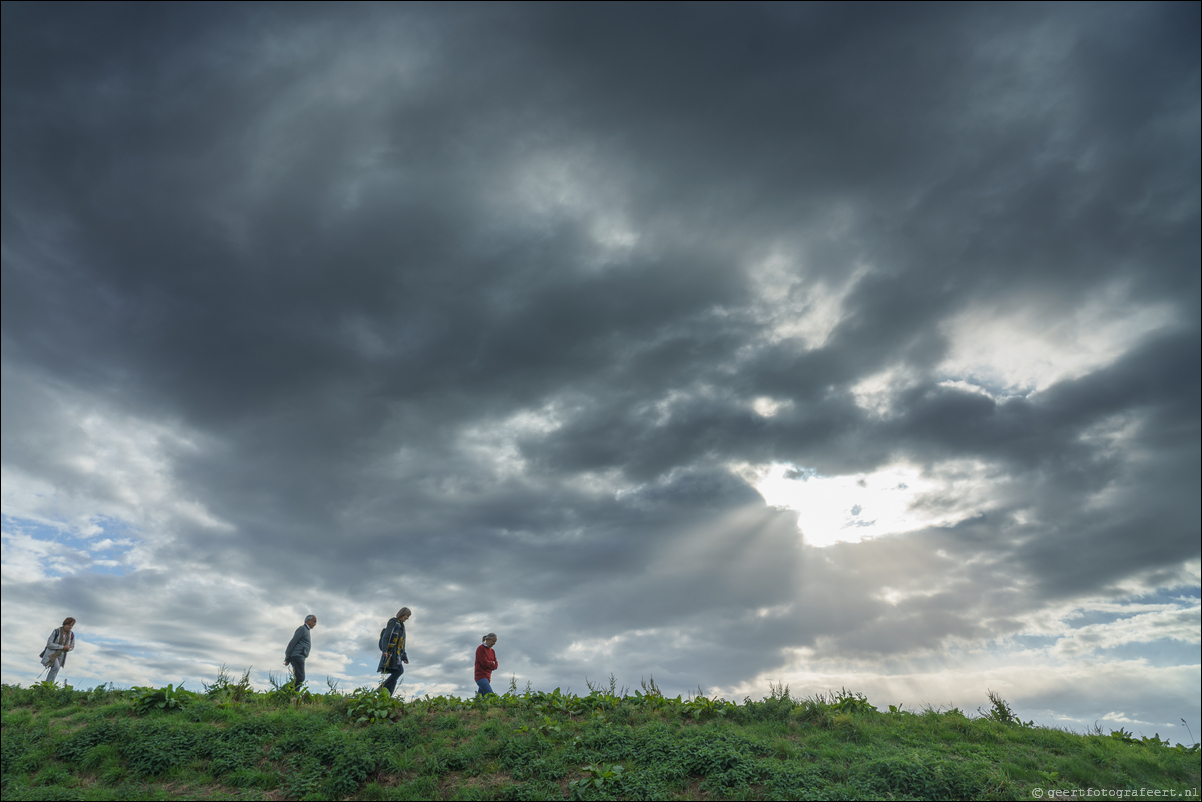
[380,667,403,694]
[287,657,306,689]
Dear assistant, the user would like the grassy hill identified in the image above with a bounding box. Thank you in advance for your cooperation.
[2,675,1198,801]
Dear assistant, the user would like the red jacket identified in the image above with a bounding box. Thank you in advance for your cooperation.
[474,644,497,681]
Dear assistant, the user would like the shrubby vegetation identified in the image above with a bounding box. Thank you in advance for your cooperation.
[2,672,1197,800]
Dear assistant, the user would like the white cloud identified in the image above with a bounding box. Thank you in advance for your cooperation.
[1050,607,1200,657]
[938,283,1177,394]
[751,396,792,418]
[749,245,868,351]
[1,378,231,542]
[1099,712,1153,726]
[850,367,920,418]
[453,404,566,483]
[0,529,58,583]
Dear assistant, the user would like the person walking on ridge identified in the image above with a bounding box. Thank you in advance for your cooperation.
[378,607,410,695]
[40,617,76,684]
[475,633,498,696]
[284,615,316,690]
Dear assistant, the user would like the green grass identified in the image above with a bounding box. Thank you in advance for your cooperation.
[1,679,1197,800]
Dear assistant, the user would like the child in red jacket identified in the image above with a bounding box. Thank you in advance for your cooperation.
[475,633,498,696]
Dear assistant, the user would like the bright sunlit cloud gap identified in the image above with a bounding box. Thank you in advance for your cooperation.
[747,462,974,547]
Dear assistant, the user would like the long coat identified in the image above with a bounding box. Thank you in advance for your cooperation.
[378,618,407,673]
[40,628,74,668]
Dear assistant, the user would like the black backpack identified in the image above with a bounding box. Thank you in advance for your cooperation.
[378,622,392,652]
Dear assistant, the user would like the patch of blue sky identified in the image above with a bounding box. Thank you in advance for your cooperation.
[1,513,139,577]
[3,514,66,538]
[3,512,136,540]
[1141,585,1201,604]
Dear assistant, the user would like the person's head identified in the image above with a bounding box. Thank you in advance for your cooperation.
[396,607,411,622]
[61,617,76,631]
[305,615,317,628]
[483,633,497,647]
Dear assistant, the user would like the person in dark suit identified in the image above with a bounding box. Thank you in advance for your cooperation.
[284,614,316,689]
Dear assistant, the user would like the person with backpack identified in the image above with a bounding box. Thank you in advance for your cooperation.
[284,615,316,690]
[475,633,498,696]
[40,617,76,684]
[378,607,410,695]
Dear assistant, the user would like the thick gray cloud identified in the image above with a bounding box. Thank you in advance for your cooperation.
[2,2,1198,735]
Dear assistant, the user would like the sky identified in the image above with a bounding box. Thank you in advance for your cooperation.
[2,2,1199,741]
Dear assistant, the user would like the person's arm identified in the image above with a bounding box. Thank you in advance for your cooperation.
[285,626,303,658]
[476,645,495,672]
[45,631,66,653]
[488,648,498,671]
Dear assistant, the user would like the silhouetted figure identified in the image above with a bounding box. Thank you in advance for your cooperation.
[378,607,410,695]
[40,617,76,684]
[284,615,316,689]
[475,633,498,696]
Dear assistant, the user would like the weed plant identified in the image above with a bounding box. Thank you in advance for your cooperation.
[1,675,1197,800]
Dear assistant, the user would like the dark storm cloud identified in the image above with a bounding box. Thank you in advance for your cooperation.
[3,1,1198,697]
